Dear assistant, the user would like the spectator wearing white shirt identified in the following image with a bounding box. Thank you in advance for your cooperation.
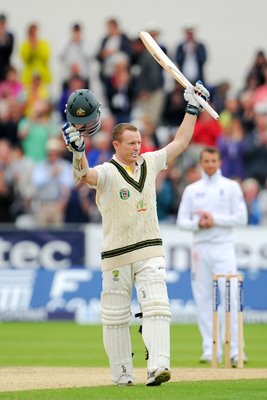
[32,137,73,226]
[59,23,92,89]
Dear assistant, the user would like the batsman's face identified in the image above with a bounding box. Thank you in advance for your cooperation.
[200,151,221,176]
[113,129,142,164]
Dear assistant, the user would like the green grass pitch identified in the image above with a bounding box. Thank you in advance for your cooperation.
[0,322,266,399]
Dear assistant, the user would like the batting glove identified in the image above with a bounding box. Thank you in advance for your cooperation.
[184,80,210,116]
[62,123,85,159]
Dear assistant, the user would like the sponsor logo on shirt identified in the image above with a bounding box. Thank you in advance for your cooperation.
[136,199,147,212]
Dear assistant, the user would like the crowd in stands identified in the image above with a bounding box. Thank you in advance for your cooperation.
[1,14,267,227]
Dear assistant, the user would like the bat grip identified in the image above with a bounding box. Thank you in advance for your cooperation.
[195,94,220,120]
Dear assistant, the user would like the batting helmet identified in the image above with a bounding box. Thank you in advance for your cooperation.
[66,89,101,136]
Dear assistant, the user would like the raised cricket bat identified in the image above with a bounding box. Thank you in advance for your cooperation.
[139,31,219,120]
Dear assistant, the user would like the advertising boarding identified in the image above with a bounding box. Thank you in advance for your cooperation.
[0,225,266,322]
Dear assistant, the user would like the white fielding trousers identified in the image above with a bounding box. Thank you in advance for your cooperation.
[191,241,240,360]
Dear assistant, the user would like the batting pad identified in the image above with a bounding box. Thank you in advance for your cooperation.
[138,280,171,372]
[101,290,133,382]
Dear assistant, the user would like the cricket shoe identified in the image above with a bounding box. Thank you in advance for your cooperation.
[199,354,212,364]
[231,353,249,368]
[116,374,134,386]
[146,368,171,386]
[199,354,222,364]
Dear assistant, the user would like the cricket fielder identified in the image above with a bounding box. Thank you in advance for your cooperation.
[177,147,248,366]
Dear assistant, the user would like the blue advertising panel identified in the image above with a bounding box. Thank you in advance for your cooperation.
[0,228,267,322]
[0,229,85,269]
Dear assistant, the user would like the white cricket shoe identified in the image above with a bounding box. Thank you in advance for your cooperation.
[199,354,212,364]
[116,374,134,386]
[231,353,249,368]
[199,354,222,364]
[146,368,171,386]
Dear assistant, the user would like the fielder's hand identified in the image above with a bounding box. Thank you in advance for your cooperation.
[184,80,210,116]
[62,123,85,160]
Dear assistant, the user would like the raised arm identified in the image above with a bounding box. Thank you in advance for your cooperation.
[62,123,98,186]
[165,81,210,165]
[61,89,102,187]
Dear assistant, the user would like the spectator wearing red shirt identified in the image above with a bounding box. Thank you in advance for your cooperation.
[192,109,222,147]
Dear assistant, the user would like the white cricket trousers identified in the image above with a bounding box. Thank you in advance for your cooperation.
[191,241,240,360]
[102,256,170,381]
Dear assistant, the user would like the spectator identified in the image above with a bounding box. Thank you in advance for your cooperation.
[86,131,113,167]
[0,138,15,222]
[178,161,201,196]
[23,71,50,118]
[59,23,92,90]
[156,169,174,222]
[96,18,132,85]
[156,166,180,222]
[242,178,262,225]
[193,109,222,146]
[258,182,267,225]
[0,13,14,82]
[32,137,73,226]
[18,99,59,163]
[132,112,159,154]
[161,81,186,128]
[131,37,165,126]
[145,22,167,54]
[57,74,86,123]
[0,65,23,100]
[0,95,23,145]
[245,50,267,88]
[238,74,257,133]
[8,143,34,220]
[252,65,267,109]
[104,52,135,124]
[219,92,240,134]
[210,81,231,115]
[0,165,14,222]
[243,103,267,187]
[217,117,246,180]
[175,24,207,84]
[64,182,93,224]
[19,23,52,86]
[145,22,167,87]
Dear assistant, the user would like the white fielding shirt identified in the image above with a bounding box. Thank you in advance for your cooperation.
[177,170,248,243]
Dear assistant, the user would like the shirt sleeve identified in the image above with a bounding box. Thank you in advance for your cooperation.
[213,182,248,227]
[176,187,200,231]
[84,164,108,190]
[144,148,167,175]
[85,163,112,208]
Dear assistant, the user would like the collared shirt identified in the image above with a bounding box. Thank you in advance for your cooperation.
[90,150,166,208]
[112,153,142,177]
[87,149,167,269]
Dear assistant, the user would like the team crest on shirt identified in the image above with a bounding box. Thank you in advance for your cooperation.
[120,188,130,200]
[112,270,120,281]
